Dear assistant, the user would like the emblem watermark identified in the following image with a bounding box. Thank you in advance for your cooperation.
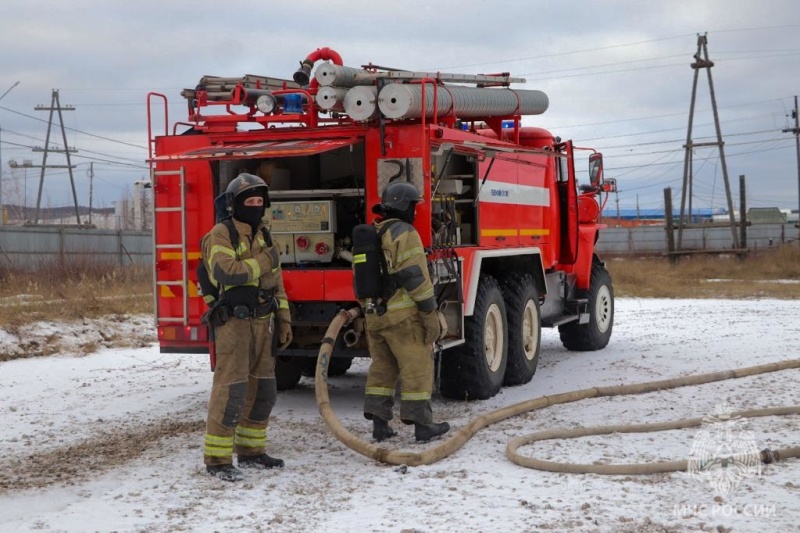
[687,403,762,497]
[672,503,777,518]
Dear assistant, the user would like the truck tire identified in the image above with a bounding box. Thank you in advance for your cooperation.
[440,275,508,400]
[301,356,354,377]
[559,263,614,351]
[275,356,304,390]
[502,274,541,386]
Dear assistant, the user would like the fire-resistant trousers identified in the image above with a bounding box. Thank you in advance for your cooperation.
[364,313,435,425]
[204,315,277,466]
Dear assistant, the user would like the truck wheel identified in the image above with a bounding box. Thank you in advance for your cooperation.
[502,274,540,386]
[275,356,304,390]
[301,357,317,377]
[327,356,354,376]
[440,275,508,400]
[301,356,354,377]
[559,263,614,351]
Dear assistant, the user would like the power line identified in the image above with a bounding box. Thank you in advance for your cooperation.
[0,105,147,150]
[433,33,698,70]
[1,125,146,165]
[434,24,800,71]
[604,135,789,159]
[519,50,800,82]
[549,97,792,130]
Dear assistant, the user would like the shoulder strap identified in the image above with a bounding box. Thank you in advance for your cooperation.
[375,221,399,300]
[260,226,274,248]
[377,219,398,240]
[222,218,240,259]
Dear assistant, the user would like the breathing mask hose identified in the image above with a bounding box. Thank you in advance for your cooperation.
[315,312,800,470]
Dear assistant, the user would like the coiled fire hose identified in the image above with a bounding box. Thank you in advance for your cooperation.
[315,308,800,472]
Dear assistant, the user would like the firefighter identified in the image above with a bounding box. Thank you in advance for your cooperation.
[361,181,450,442]
[200,173,293,482]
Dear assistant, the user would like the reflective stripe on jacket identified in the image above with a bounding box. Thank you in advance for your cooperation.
[201,218,291,323]
[365,218,436,330]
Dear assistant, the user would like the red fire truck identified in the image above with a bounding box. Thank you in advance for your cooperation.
[147,47,616,400]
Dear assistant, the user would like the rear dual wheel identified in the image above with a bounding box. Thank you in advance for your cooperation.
[502,274,541,386]
[440,275,508,400]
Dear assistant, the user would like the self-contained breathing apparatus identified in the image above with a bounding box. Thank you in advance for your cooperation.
[352,221,398,316]
[354,181,428,316]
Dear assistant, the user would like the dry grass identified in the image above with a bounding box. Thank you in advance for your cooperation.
[0,245,796,329]
[0,259,153,329]
[606,243,800,299]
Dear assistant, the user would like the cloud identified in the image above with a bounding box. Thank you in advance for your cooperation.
[1,0,799,210]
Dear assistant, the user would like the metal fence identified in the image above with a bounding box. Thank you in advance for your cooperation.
[0,222,796,270]
[596,223,798,255]
[0,225,151,269]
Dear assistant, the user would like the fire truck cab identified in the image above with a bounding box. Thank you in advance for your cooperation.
[147,47,616,400]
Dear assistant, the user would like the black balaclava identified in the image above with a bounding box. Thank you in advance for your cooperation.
[233,189,265,231]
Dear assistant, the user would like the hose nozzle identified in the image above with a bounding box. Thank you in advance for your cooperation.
[293,59,314,86]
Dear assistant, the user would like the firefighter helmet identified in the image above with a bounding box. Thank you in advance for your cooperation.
[225,173,270,213]
[380,181,421,212]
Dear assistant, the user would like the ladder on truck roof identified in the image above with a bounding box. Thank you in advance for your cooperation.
[151,167,190,326]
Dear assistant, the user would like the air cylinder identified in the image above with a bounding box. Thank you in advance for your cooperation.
[378,84,549,120]
[351,224,384,300]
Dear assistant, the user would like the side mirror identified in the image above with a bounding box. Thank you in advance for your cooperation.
[589,153,603,186]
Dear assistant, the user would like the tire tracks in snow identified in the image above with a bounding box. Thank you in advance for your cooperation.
[0,415,203,493]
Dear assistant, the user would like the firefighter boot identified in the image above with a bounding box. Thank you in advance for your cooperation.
[238,454,285,469]
[372,417,397,442]
[414,421,450,442]
[207,464,244,482]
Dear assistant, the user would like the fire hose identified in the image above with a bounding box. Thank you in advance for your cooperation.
[315,308,800,472]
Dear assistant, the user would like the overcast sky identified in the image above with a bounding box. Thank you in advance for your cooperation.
[1,0,799,214]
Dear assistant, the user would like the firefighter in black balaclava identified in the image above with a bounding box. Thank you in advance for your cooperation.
[360,181,450,443]
[200,173,292,482]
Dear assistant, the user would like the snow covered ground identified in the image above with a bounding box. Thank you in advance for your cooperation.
[1,298,799,532]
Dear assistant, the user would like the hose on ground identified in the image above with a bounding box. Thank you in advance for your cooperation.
[315,308,800,472]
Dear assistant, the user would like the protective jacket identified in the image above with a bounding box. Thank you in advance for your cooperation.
[362,218,440,425]
[201,218,290,323]
[362,218,437,329]
[200,217,290,466]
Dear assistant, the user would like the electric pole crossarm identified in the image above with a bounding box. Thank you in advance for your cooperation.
[32,147,78,153]
[684,141,724,149]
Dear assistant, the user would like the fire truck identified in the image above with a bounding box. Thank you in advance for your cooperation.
[147,47,617,400]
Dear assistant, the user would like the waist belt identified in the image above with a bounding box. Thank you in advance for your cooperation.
[227,300,275,319]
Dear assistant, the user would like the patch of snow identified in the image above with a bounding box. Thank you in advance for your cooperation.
[0,298,799,532]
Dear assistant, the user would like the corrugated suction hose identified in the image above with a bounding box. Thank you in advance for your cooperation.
[316,308,800,472]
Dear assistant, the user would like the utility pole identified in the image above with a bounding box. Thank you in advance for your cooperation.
[87,162,94,225]
[0,81,21,225]
[678,34,739,250]
[31,89,80,225]
[782,95,800,230]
